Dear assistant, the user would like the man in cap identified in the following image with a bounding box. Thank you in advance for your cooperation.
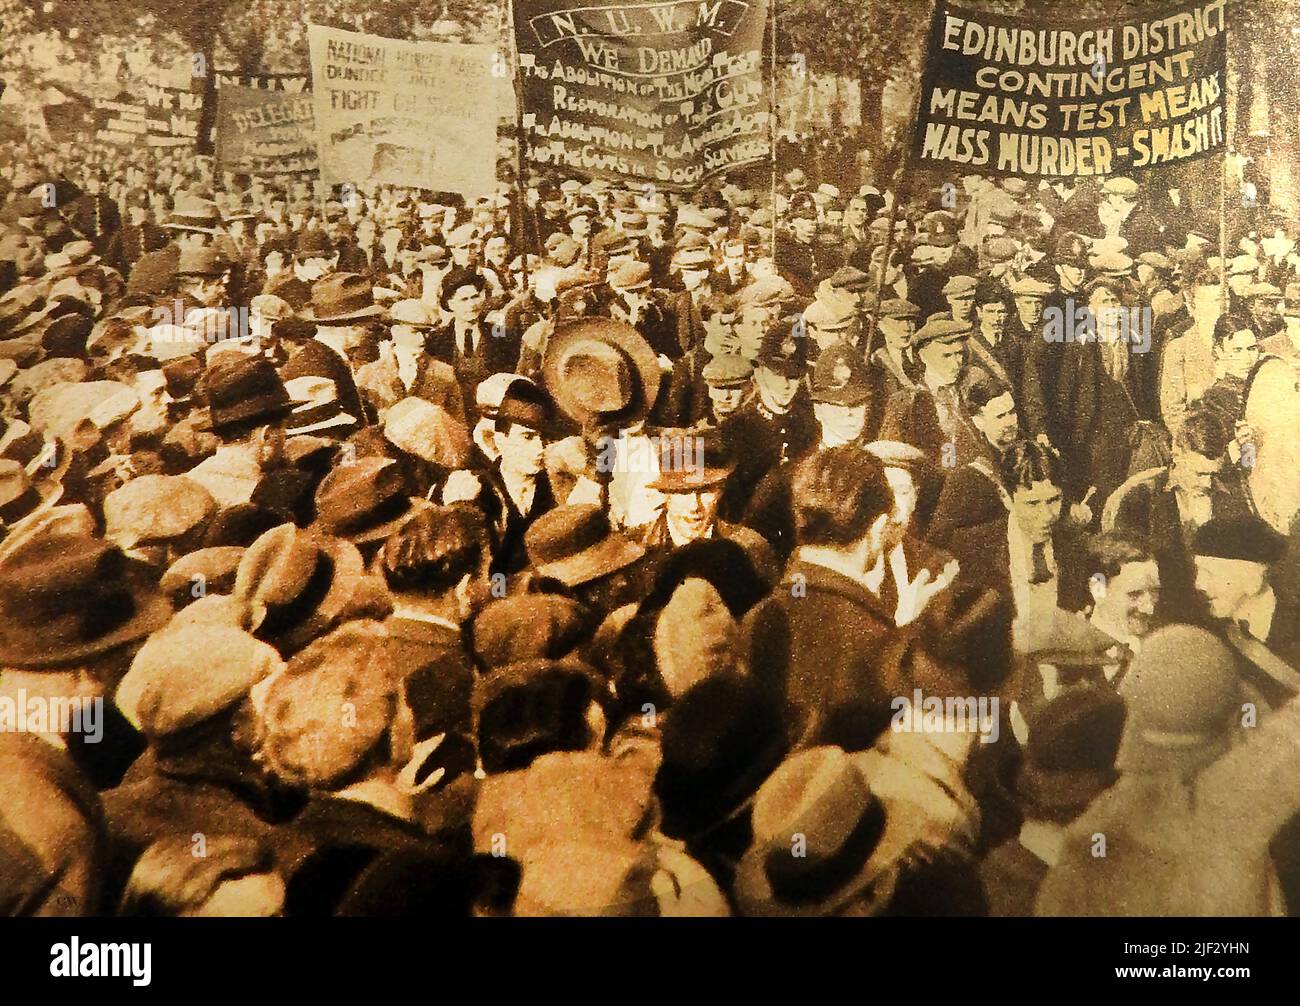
[968,275,1047,435]
[775,202,819,298]
[1245,281,1286,342]
[701,353,753,426]
[941,275,977,327]
[715,238,749,295]
[607,258,678,361]
[879,317,984,466]
[802,297,858,356]
[870,298,922,396]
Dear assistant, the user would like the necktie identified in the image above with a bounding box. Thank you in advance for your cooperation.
[1030,541,1052,585]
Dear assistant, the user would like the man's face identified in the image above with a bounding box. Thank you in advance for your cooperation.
[569,214,592,239]
[978,301,1007,337]
[723,249,745,276]
[878,317,914,354]
[496,421,544,475]
[1251,298,1280,326]
[845,199,867,229]
[918,338,964,385]
[666,488,722,541]
[946,292,975,322]
[756,367,800,407]
[792,217,815,242]
[814,401,867,447]
[1014,295,1044,328]
[357,221,376,246]
[1011,478,1062,543]
[264,249,285,276]
[735,309,767,360]
[1195,555,1265,620]
[1093,559,1161,639]
[708,383,745,418]
[485,237,508,267]
[448,283,486,324]
[808,321,846,352]
[972,392,1019,452]
[702,315,739,357]
[186,274,226,307]
[451,243,474,268]
[1218,327,1259,380]
[883,465,918,527]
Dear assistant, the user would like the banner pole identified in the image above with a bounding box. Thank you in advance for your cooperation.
[863,0,938,361]
[768,0,778,262]
[1220,151,1228,312]
[506,0,535,286]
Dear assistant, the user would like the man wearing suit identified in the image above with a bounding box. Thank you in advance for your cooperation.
[968,276,1048,435]
[426,268,520,411]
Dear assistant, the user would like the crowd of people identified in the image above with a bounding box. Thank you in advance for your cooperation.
[4,12,1300,918]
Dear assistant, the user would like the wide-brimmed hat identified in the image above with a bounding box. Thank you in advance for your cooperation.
[1016,684,1126,818]
[202,354,290,433]
[313,457,420,544]
[648,428,735,493]
[233,522,377,654]
[733,746,891,916]
[383,397,472,468]
[542,317,661,428]
[0,528,171,667]
[653,673,789,841]
[524,504,645,588]
[300,272,384,323]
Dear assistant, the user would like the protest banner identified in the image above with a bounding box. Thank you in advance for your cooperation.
[216,84,318,176]
[140,72,204,148]
[215,71,311,93]
[512,0,771,189]
[306,25,498,196]
[912,0,1228,177]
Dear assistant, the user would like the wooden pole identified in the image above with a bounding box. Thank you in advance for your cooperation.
[506,0,535,286]
[863,0,937,360]
[768,0,778,262]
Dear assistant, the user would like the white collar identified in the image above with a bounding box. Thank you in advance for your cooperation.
[1018,819,1066,866]
[391,606,460,631]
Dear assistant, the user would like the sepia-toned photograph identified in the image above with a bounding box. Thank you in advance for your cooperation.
[0,0,1295,958]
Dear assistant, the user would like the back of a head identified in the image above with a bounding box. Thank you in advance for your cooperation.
[1118,624,1240,776]
[790,446,893,550]
[380,504,486,595]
